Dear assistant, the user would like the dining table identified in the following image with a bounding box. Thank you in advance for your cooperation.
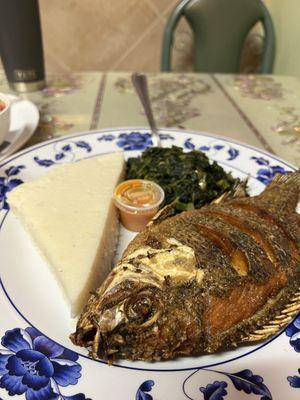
[0,71,300,400]
[0,70,299,167]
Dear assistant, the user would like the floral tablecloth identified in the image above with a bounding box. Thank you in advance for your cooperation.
[0,71,299,166]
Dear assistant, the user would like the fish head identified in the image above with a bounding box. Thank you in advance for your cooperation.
[75,238,205,361]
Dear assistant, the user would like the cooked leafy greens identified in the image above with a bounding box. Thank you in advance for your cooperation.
[126,146,239,211]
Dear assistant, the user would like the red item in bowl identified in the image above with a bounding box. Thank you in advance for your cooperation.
[0,100,7,112]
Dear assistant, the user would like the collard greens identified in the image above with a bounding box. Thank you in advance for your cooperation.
[126,146,239,210]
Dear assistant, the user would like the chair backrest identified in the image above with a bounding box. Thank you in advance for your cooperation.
[161,0,275,73]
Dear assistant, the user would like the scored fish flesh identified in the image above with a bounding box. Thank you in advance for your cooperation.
[71,172,300,361]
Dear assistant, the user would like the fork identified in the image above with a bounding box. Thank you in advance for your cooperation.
[131,72,162,148]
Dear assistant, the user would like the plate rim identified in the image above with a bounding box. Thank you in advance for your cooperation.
[0,126,297,170]
[0,127,297,373]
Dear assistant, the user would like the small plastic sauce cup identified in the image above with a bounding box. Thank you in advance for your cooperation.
[113,179,165,232]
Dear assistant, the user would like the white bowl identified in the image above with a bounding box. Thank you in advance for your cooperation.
[0,93,11,145]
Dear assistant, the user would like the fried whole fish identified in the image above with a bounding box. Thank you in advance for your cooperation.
[71,172,300,361]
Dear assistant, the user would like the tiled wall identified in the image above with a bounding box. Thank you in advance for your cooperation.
[38,0,194,73]
[2,1,293,76]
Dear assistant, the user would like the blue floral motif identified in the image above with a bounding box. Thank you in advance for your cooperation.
[0,165,25,211]
[288,372,300,388]
[55,152,65,161]
[225,369,272,399]
[62,144,72,152]
[251,157,287,185]
[286,315,300,352]
[116,132,153,151]
[0,327,89,400]
[227,147,239,161]
[34,140,93,168]
[256,166,287,185]
[97,134,115,142]
[33,157,55,168]
[183,368,272,400]
[135,380,154,400]
[184,138,195,150]
[286,315,300,390]
[199,145,210,151]
[74,141,92,153]
[98,132,174,145]
[200,381,227,400]
[196,142,239,160]
[251,156,269,166]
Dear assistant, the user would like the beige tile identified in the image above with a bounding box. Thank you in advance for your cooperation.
[152,0,195,72]
[150,0,178,14]
[115,20,164,72]
[44,50,72,74]
[142,0,162,18]
[99,72,148,128]
[39,0,157,71]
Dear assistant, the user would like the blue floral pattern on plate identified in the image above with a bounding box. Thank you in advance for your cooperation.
[142,368,273,399]
[0,165,25,211]
[200,381,228,400]
[251,156,287,184]
[184,368,272,400]
[98,131,174,151]
[286,315,300,353]
[286,316,300,389]
[116,132,153,151]
[34,140,92,167]
[135,380,154,400]
[184,138,240,161]
[0,327,90,400]
[224,369,272,398]
[288,373,300,389]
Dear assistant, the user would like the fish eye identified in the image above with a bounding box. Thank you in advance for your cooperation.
[124,289,161,327]
[127,296,152,319]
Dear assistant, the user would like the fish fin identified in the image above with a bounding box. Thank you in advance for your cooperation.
[259,170,300,211]
[149,200,178,225]
[265,170,300,190]
[150,180,248,224]
[212,179,248,204]
[241,289,300,342]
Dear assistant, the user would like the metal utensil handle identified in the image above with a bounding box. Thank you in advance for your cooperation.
[131,72,161,146]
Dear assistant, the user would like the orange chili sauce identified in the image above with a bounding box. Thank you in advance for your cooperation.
[113,179,165,232]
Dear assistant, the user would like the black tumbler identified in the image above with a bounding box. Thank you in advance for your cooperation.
[0,0,45,92]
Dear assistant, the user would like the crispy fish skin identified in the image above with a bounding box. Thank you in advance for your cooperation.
[71,172,300,361]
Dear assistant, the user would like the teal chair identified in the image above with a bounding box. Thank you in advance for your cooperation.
[161,0,275,73]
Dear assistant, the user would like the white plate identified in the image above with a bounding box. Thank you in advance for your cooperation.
[0,95,39,161]
[0,128,299,400]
